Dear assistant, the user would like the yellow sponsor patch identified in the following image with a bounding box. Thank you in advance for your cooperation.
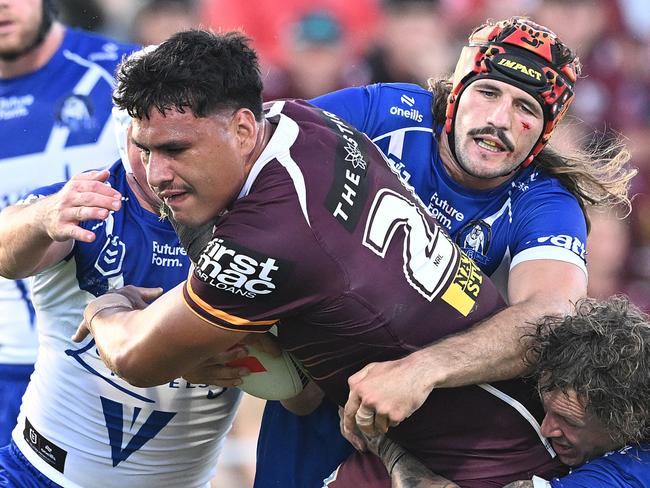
[497,58,542,81]
[441,253,483,316]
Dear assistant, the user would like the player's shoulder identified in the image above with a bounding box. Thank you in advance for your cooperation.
[106,160,129,191]
[370,82,431,99]
[62,28,138,67]
[509,166,581,208]
[367,82,433,110]
[360,83,434,133]
[563,444,650,485]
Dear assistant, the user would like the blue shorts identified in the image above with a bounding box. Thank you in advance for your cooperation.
[0,364,34,446]
[254,399,354,488]
[0,440,63,488]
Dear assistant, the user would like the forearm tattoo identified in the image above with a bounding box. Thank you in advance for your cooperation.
[502,481,534,488]
[391,455,460,488]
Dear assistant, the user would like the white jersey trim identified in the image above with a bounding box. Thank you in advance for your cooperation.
[479,383,556,458]
[510,245,588,278]
[532,475,552,488]
[238,105,310,226]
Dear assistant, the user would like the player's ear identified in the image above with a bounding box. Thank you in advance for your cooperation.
[233,108,258,155]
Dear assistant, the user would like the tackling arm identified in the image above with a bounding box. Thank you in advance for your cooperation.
[0,170,121,279]
[344,259,586,436]
[73,283,253,387]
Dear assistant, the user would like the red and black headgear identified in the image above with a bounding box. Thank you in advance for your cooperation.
[445,17,581,168]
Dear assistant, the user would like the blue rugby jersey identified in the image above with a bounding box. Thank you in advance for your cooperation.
[0,28,137,367]
[9,162,240,488]
[550,445,650,488]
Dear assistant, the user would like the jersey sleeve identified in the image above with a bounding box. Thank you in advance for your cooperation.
[509,181,588,276]
[549,465,626,488]
[310,86,373,132]
[181,167,340,335]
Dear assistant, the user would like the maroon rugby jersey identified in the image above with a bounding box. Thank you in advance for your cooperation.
[183,100,562,484]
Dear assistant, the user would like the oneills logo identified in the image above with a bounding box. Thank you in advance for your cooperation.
[496,58,542,81]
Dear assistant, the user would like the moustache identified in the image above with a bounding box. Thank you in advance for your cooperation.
[467,126,514,153]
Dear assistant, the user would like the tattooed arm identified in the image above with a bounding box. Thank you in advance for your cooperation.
[364,434,460,488]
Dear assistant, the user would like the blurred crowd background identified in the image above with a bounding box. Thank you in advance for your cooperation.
[52,0,650,485]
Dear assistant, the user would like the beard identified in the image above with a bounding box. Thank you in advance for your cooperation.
[0,1,54,61]
[453,129,522,180]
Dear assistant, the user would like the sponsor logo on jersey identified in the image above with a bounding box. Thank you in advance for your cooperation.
[400,94,415,107]
[389,105,424,122]
[322,110,370,231]
[95,235,126,277]
[151,240,186,268]
[441,252,483,316]
[536,234,586,260]
[426,192,465,230]
[0,94,34,120]
[195,238,286,298]
[55,94,96,131]
[24,418,67,473]
[457,219,492,265]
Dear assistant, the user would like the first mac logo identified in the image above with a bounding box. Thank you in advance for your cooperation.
[196,238,288,298]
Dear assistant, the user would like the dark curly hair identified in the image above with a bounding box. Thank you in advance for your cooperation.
[113,30,263,121]
[525,296,650,446]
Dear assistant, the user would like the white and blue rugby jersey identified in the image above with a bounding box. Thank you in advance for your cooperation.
[549,444,650,488]
[0,28,137,364]
[312,83,588,296]
[12,162,241,488]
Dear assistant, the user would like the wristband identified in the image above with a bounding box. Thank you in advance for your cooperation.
[87,304,133,329]
[84,293,134,329]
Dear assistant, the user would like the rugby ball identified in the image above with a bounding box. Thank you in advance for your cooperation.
[227,346,307,400]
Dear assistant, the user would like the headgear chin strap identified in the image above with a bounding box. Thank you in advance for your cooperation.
[445,17,580,168]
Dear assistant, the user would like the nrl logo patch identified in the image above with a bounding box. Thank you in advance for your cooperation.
[492,54,545,87]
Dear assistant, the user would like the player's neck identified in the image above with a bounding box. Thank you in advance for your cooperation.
[243,118,274,177]
[126,172,162,215]
[0,22,65,79]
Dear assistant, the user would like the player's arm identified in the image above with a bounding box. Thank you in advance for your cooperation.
[343,258,586,436]
[362,433,460,488]
[73,283,253,387]
[0,170,122,279]
[280,380,325,416]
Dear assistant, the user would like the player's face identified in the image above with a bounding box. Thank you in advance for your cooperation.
[0,0,46,60]
[540,389,617,467]
[133,108,253,228]
[453,79,543,183]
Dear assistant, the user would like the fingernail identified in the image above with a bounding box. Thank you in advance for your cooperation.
[112,200,121,210]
